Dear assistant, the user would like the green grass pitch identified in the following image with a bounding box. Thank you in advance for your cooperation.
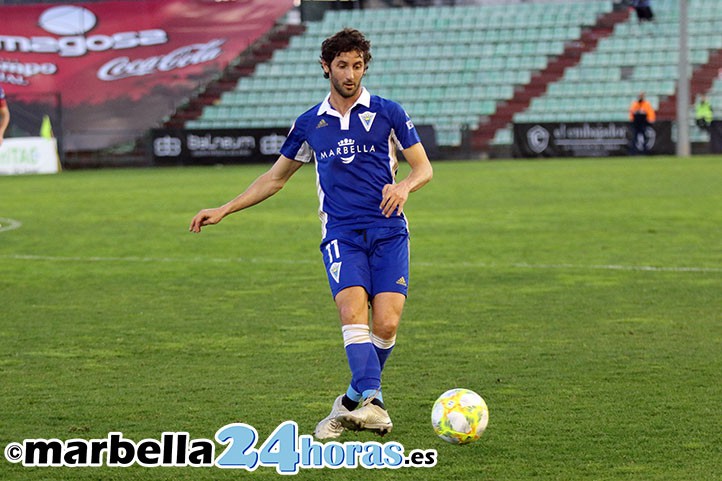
[1,155,720,480]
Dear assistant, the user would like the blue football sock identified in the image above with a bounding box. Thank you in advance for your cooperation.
[342,324,381,396]
[362,389,384,404]
[371,333,396,371]
[345,384,362,402]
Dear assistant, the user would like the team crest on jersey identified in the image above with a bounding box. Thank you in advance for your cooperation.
[358,111,377,132]
[338,138,356,163]
[329,262,342,283]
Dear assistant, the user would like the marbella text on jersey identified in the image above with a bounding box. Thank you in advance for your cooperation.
[317,138,377,162]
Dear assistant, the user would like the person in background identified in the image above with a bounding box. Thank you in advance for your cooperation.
[629,92,656,155]
[0,86,9,147]
[631,0,654,23]
[695,95,713,131]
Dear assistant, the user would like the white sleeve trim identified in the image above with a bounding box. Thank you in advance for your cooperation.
[295,141,314,163]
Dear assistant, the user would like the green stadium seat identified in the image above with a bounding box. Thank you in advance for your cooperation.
[199,0,633,146]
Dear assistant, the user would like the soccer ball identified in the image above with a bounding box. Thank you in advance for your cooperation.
[431,388,489,444]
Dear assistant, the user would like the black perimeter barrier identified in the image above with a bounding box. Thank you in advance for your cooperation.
[709,120,722,153]
[150,125,438,165]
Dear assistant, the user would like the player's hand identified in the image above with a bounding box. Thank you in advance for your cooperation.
[380,183,410,218]
[189,208,225,233]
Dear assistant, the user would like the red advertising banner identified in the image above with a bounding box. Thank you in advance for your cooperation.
[0,0,293,151]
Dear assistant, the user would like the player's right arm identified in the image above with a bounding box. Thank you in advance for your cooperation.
[189,155,303,233]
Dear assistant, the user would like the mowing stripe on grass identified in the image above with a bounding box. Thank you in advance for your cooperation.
[2,253,720,273]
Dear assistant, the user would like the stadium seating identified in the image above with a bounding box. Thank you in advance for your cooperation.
[709,78,722,114]
[189,0,722,151]
[509,0,722,145]
[188,1,612,147]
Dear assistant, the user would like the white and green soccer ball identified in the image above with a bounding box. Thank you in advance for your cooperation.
[431,388,489,444]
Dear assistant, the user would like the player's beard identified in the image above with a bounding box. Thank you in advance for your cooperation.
[330,74,362,99]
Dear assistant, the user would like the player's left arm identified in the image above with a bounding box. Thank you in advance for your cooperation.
[380,142,433,218]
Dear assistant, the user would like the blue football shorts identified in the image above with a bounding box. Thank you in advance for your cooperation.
[320,225,410,299]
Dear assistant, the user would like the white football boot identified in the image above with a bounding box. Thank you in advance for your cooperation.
[314,395,350,440]
[336,394,393,436]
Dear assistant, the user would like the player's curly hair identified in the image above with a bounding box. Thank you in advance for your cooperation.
[319,28,372,79]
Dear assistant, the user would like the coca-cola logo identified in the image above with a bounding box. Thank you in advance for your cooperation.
[97,39,224,81]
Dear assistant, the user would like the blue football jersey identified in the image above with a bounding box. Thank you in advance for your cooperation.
[280,88,421,237]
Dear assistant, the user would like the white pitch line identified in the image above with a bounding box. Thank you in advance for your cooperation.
[0,218,22,233]
[0,253,720,273]
[415,260,722,273]
[508,262,722,274]
[0,254,317,265]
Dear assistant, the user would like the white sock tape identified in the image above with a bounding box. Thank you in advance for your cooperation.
[342,324,371,347]
[371,333,396,350]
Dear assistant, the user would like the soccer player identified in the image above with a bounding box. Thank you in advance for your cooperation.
[0,86,9,147]
[189,28,433,438]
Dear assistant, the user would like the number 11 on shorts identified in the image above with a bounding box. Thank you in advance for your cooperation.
[325,239,342,284]
[325,239,340,262]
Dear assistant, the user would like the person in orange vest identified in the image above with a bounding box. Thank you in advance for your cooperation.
[0,86,9,147]
[629,92,656,155]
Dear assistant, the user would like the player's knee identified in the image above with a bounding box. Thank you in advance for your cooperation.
[373,326,397,340]
[372,317,399,340]
[337,303,368,325]
[335,287,370,324]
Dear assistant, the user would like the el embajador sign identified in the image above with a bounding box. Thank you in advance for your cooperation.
[513,121,674,157]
